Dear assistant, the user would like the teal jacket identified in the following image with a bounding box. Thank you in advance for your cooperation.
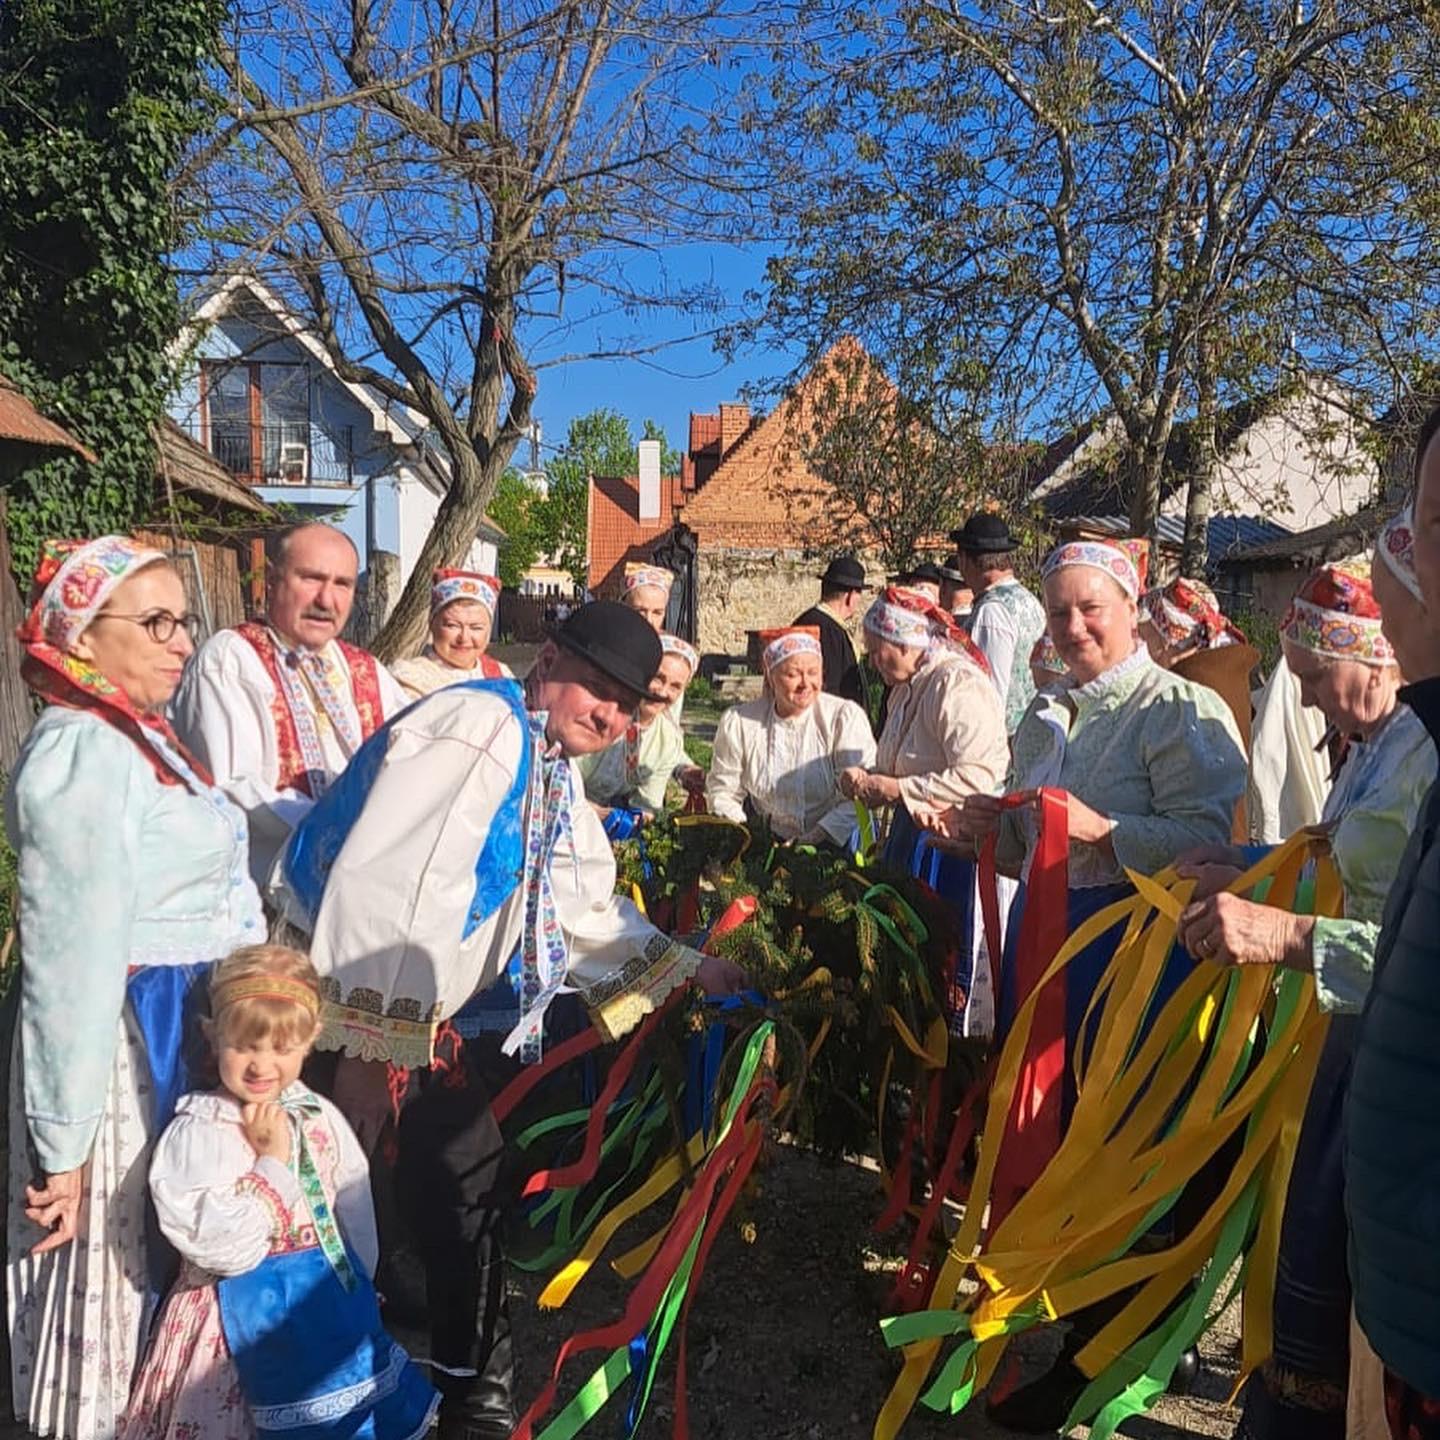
[1346,675,1440,1395]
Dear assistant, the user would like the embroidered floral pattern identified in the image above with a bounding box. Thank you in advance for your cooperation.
[509,712,579,1063]
[430,568,501,616]
[660,632,700,674]
[1379,506,1423,601]
[1142,577,1244,651]
[1041,540,1143,600]
[1281,562,1393,666]
[623,562,674,593]
[758,627,822,671]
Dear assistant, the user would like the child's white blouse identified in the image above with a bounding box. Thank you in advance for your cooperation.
[149,1086,379,1279]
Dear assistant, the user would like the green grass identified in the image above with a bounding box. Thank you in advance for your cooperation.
[684,734,714,769]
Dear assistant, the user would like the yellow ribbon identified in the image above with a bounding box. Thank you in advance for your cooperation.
[873,829,1341,1440]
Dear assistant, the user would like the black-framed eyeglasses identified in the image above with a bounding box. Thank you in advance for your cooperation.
[95,610,204,644]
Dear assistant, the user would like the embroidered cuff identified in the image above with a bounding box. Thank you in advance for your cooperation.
[583,936,702,1043]
[237,1158,301,1240]
[314,998,438,1069]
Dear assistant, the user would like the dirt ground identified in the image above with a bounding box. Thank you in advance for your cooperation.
[507,1144,1245,1440]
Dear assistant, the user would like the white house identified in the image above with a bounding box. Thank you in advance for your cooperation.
[168,275,502,632]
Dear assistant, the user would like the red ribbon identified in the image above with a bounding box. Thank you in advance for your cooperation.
[979,787,1071,1227]
[510,1078,770,1440]
[520,986,689,1198]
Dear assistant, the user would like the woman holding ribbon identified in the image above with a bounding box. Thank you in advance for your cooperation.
[841,587,1008,1036]
[5,537,263,1439]
[391,567,510,699]
[707,625,875,847]
[915,539,1246,1428]
[1174,543,1436,1440]
[580,634,703,821]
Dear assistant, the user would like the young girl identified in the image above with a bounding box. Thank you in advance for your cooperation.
[121,944,438,1440]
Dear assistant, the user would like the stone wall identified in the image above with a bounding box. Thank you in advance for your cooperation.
[696,546,879,658]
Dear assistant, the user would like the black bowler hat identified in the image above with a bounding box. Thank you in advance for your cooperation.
[818,554,868,590]
[554,601,663,696]
[894,560,945,586]
[950,513,1020,553]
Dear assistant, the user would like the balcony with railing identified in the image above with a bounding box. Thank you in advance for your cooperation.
[206,422,356,487]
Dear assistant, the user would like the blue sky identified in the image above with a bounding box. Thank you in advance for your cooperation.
[523,239,804,467]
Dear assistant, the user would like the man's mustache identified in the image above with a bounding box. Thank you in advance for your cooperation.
[302,606,338,622]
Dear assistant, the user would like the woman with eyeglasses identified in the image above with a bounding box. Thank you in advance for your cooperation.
[3,537,263,1439]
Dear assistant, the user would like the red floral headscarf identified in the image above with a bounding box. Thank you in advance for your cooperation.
[863,585,992,677]
[17,536,212,789]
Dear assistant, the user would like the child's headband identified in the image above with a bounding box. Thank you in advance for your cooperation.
[211,975,320,1019]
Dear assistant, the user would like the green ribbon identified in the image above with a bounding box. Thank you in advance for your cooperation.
[532,1022,776,1440]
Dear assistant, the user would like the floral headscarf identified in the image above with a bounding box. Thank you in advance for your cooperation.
[863,586,991,677]
[1377,506,1423,603]
[17,536,211,789]
[660,632,700,676]
[1281,561,1394,667]
[1141,577,1245,651]
[757,626,821,673]
[430,568,501,617]
[1040,538,1148,601]
[623,562,675,594]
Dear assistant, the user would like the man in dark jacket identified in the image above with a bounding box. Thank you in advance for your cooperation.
[793,554,868,707]
[1346,402,1440,1436]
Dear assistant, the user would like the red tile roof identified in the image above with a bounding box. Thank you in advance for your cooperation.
[586,469,685,594]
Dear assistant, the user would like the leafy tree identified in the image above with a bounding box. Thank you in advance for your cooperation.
[537,410,680,587]
[759,0,1440,552]
[0,0,226,577]
[200,0,762,660]
[487,469,543,589]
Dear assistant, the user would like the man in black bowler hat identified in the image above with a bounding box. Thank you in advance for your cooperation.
[793,553,869,707]
[272,601,744,1440]
[949,512,1047,735]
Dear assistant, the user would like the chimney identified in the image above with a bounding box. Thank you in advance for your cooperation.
[637,439,662,521]
[718,402,751,456]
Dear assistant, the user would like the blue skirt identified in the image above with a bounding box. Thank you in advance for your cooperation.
[219,1244,438,1440]
[997,881,1196,1124]
[885,806,978,1036]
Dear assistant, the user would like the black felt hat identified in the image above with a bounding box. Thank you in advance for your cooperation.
[949,513,1020,553]
[818,554,869,590]
[555,601,663,696]
[894,561,946,586]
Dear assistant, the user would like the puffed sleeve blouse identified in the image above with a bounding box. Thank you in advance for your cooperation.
[4,707,263,1173]
[998,649,1248,887]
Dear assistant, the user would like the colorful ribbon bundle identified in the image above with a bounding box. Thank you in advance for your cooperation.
[874,827,1341,1439]
[493,815,962,1440]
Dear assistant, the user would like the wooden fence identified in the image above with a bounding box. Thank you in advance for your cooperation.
[134,530,248,638]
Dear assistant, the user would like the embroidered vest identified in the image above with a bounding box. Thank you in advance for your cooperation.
[282,678,532,944]
[234,622,388,795]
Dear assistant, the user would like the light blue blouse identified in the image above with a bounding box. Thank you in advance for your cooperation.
[4,707,263,1171]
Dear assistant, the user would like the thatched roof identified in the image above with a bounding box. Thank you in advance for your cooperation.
[155,420,273,516]
[0,375,97,461]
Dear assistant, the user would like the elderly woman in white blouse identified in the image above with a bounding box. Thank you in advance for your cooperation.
[706,626,875,847]
[839,585,1009,1035]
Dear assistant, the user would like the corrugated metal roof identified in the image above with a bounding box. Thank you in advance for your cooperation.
[1218,505,1389,565]
[1061,513,1293,564]
[0,376,97,461]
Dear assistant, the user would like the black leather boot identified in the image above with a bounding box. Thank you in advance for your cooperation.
[435,1225,517,1440]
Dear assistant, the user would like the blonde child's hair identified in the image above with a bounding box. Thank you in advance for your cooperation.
[207,944,322,1052]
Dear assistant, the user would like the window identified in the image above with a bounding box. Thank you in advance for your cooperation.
[201,361,313,482]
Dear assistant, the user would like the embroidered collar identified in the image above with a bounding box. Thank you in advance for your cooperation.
[1066,645,1153,702]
